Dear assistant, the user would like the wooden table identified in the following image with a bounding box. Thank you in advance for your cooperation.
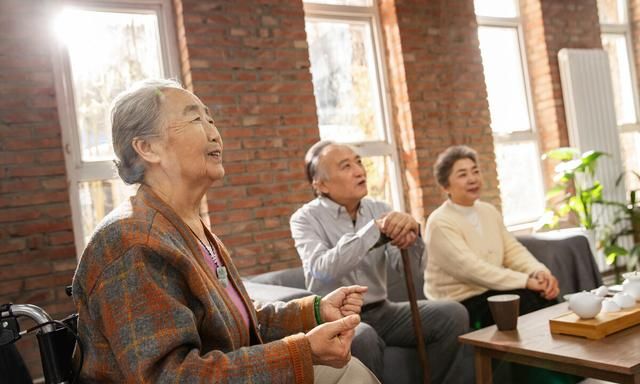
[459,302,640,384]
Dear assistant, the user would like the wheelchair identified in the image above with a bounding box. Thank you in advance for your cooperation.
[1,287,82,384]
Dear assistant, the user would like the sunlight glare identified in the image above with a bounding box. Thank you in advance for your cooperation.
[54,9,114,75]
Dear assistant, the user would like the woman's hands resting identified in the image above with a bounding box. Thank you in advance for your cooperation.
[526,270,559,300]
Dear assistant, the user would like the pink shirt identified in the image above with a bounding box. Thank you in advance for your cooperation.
[198,244,250,329]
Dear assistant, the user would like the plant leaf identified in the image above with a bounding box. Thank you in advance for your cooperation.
[543,147,579,161]
[554,159,582,174]
[581,150,608,164]
[605,245,628,265]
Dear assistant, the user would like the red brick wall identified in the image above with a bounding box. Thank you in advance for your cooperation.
[380,0,500,216]
[176,0,319,275]
[629,0,640,101]
[0,0,622,379]
[378,0,425,221]
[0,0,77,378]
[521,0,602,181]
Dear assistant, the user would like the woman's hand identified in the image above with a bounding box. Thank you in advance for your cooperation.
[526,276,544,293]
[534,270,559,299]
[306,315,360,368]
[321,285,368,322]
[526,270,559,300]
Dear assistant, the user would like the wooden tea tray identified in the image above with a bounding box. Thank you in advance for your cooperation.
[549,304,640,339]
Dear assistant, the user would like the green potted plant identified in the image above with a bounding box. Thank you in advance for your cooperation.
[541,147,640,282]
[540,147,607,231]
[598,171,640,282]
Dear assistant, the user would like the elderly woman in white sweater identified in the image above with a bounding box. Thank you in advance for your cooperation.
[423,145,560,331]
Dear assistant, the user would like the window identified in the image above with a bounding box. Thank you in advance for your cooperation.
[474,0,546,226]
[597,0,640,191]
[303,0,404,210]
[51,0,180,254]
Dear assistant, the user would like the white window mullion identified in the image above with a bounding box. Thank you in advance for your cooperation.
[369,2,405,212]
[492,131,538,144]
[350,142,395,157]
[598,0,640,191]
[304,0,404,211]
[51,0,179,257]
[475,0,546,226]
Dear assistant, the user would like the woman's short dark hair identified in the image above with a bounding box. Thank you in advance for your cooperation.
[111,79,183,184]
[434,145,478,188]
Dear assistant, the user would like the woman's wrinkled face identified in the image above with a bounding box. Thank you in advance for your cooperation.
[444,158,482,206]
[155,88,224,186]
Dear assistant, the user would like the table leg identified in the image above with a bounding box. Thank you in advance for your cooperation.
[474,348,492,384]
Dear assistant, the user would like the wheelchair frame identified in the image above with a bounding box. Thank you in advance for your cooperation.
[1,301,82,384]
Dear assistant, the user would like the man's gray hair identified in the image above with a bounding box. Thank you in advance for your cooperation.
[111,78,183,184]
[304,140,335,186]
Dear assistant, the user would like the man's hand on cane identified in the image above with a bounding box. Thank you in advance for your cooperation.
[375,212,420,249]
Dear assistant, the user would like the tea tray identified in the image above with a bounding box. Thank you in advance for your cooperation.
[549,304,640,340]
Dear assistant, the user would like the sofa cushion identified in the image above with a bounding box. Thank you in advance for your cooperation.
[247,267,306,289]
[242,280,312,302]
[518,233,602,297]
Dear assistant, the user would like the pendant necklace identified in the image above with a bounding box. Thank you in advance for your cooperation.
[190,226,228,288]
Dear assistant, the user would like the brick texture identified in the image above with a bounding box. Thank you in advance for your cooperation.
[380,0,500,217]
[0,0,624,379]
[521,0,602,180]
[0,0,77,378]
[176,0,318,275]
[630,0,640,109]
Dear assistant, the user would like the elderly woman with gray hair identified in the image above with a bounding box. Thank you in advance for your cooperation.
[71,79,379,384]
[424,145,559,329]
[423,145,580,384]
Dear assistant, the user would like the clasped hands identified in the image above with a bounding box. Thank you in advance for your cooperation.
[526,270,560,300]
[375,211,420,249]
[306,285,368,368]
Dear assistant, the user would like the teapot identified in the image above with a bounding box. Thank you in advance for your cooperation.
[569,291,603,319]
[622,271,640,301]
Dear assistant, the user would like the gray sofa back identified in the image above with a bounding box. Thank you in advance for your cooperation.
[246,234,603,302]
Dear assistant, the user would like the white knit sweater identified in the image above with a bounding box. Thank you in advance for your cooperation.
[424,200,548,302]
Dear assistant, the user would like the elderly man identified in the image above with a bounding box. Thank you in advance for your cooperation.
[290,140,473,384]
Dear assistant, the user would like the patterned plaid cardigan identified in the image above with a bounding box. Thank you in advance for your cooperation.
[72,185,316,383]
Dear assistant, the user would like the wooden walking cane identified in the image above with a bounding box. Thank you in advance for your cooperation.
[400,248,431,384]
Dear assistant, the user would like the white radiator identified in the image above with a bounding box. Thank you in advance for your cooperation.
[558,48,627,271]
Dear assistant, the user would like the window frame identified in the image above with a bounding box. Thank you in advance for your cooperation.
[50,0,181,257]
[599,0,640,134]
[476,9,547,228]
[303,1,405,211]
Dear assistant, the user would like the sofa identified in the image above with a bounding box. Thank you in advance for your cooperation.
[242,233,602,383]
